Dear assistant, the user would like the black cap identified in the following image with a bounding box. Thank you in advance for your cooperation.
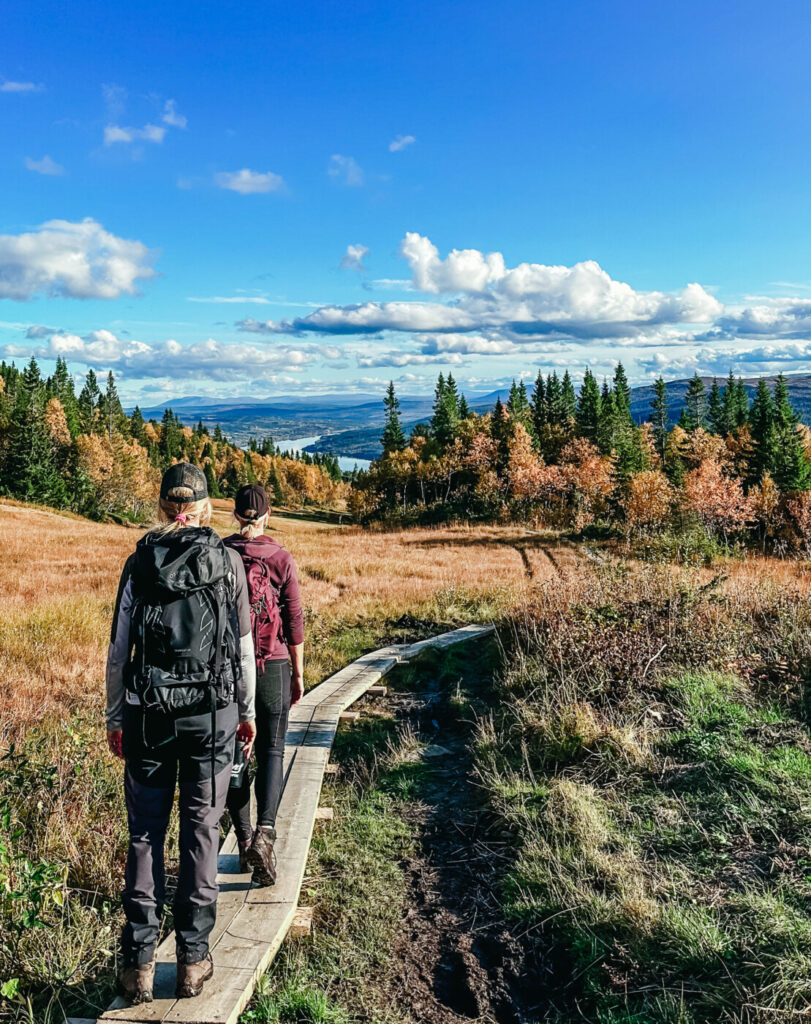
[160,462,208,502]
[234,483,269,520]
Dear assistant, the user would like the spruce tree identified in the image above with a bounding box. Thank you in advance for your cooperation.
[458,393,470,419]
[613,362,632,421]
[651,377,669,464]
[682,373,707,431]
[130,406,148,445]
[721,370,738,435]
[576,369,601,442]
[380,381,406,452]
[50,357,80,437]
[560,371,577,422]
[430,371,459,448]
[772,373,811,491]
[707,378,724,435]
[749,378,777,482]
[159,408,183,466]
[204,460,222,498]
[78,369,100,433]
[734,379,750,426]
[531,370,547,441]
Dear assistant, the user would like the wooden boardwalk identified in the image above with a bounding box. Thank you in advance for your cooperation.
[75,624,494,1024]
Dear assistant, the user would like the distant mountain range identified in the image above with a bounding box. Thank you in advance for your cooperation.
[139,375,811,462]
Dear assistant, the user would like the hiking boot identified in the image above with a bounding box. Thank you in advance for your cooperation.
[118,961,155,1004]
[176,953,214,998]
[238,839,251,873]
[247,825,277,886]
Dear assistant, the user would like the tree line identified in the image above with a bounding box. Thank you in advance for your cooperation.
[353,367,811,550]
[0,358,346,521]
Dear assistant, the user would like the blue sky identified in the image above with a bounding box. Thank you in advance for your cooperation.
[3,0,811,403]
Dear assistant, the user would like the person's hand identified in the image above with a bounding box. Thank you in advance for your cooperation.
[237,719,257,758]
[290,672,304,707]
[107,729,124,759]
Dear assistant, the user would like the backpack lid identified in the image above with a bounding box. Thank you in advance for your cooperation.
[133,527,231,596]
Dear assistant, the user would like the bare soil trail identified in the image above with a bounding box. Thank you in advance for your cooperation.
[370,641,551,1024]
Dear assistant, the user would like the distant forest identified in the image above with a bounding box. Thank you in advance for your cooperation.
[0,358,346,521]
[355,367,811,552]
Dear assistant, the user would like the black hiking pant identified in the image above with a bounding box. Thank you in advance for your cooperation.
[226,659,290,841]
[121,701,238,966]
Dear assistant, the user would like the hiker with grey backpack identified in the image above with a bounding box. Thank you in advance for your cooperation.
[224,484,305,886]
[106,464,257,1004]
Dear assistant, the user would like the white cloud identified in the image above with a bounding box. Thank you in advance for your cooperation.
[104,123,166,145]
[215,169,285,194]
[1,80,43,93]
[162,99,187,129]
[327,154,364,187]
[187,296,272,304]
[0,218,158,301]
[24,155,64,176]
[340,243,369,271]
[356,350,463,368]
[10,329,337,382]
[417,333,520,355]
[239,233,724,350]
[389,134,415,152]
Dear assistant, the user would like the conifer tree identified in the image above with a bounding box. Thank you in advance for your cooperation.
[561,371,577,422]
[613,362,632,421]
[159,408,183,466]
[721,370,738,435]
[772,373,811,491]
[204,460,222,498]
[576,369,601,441]
[531,370,547,440]
[749,378,777,482]
[458,393,470,418]
[380,381,406,452]
[681,373,707,431]
[130,406,148,445]
[734,378,750,426]
[651,377,669,463]
[430,371,459,448]
[78,369,100,433]
[707,378,724,434]
[50,357,80,437]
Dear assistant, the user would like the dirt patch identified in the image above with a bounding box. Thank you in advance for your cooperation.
[372,644,550,1024]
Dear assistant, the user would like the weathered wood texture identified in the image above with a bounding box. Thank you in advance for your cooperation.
[86,624,494,1024]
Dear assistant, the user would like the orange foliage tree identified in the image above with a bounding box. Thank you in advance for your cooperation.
[684,459,751,539]
[622,471,673,535]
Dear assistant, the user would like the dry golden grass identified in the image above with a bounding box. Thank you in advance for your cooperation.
[0,500,572,742]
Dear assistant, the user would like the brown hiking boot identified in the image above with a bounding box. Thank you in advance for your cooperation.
[118,961,155,1004]
[176,953,214,998]
[247,825,277,886]
[238,839,251,873]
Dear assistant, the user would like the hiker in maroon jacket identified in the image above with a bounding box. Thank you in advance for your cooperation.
[224,484,304,885]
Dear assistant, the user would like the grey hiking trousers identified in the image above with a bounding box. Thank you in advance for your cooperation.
[121,702,238,966]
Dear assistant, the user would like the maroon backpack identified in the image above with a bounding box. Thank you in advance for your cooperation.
[224,535,284,671]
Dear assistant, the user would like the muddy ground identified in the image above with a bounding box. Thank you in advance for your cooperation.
[365,643,553,1024]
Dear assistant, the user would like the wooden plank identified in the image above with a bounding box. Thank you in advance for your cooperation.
[288,906,313,938]
[324,763,339,775]
[314,807,334,821]
[164,967,256,1024]
[366,685,387,696]
[89,625,493,1024]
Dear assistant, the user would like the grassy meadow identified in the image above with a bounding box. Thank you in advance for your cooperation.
[3,497,811,1023]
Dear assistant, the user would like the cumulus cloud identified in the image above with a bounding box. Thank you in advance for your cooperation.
[389,134,415,152]
[328,154,363,187]
[236,233,724,352]
[104,123,166,145]
[24,155,64,175]
[0,218,158,301]
[356,350,463,368]
[215,168,284,194]
[1,80,43,93]
[162,99,187,128]
[11,328,342,382]
[340,244,369,271]
[710,298,811,340]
